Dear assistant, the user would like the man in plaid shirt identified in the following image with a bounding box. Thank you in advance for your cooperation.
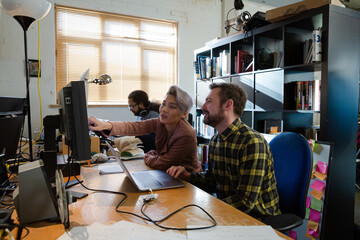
[167,82,280,219]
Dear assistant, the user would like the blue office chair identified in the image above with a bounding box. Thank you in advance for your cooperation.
[263,132,313,232]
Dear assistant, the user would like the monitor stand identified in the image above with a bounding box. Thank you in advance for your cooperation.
[42,115,80,183]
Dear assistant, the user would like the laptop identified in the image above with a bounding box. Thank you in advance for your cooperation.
[105,141,185,192]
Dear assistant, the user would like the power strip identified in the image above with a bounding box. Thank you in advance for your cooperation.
[143,193,158,202]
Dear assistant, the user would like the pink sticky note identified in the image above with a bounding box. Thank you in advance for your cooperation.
[309,229,319,238]
[306,196,311,208]
[289,230,297,239]
[316,161,328,174]
[310,179,326,192]
[309,209,321,223]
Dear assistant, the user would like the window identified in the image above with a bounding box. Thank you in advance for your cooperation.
[55,5,177,104]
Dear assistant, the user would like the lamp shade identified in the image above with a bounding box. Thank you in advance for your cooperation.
[1,0,51,20]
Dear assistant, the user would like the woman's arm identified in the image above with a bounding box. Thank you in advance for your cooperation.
[144,135,196,171]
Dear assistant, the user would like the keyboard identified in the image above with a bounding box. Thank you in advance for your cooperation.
[134,172,163,188]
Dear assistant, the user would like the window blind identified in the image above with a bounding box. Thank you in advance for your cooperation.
[55,5,177,104]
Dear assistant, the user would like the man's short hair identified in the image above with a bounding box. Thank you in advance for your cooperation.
[209,82,247,116]
[128,90,150,107]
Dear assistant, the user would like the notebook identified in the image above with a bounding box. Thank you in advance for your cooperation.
[106,141,185,192]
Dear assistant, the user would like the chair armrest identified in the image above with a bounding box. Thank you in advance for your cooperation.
[263,213,303,232]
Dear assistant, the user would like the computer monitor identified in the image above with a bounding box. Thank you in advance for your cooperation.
[0,97,26,192]
[57,81,91,161]
[79,68,90,103]
[0,97,26,160]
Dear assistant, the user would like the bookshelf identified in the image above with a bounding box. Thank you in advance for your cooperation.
[194,4,360,240]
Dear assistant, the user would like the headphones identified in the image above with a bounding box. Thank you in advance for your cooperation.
[139,102,153,117]
[139,109,148,117]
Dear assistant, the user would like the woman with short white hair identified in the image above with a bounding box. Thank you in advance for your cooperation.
[89,85,202,173]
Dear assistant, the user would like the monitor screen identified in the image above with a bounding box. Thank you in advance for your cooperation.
[0,97,26,160]
[57,81,91,161]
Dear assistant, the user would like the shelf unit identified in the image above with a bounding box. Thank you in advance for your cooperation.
[194,5,360,240]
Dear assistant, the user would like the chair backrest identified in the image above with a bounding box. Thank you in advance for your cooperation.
[269,132,313,218]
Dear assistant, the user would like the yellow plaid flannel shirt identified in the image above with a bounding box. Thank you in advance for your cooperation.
[190,118,280,219]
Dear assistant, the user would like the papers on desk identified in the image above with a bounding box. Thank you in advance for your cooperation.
[57,220,186,240]
[187,225,285,240]
[98,164,123,174]
[57,220,285,240]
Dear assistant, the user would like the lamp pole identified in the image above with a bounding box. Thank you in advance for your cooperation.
[23,29,34,161]
[1,0,51,162]
[14,16,36,161]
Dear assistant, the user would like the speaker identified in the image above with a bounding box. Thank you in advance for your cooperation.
[13,160,59,224]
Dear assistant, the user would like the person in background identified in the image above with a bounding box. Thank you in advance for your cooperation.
[89,85,202,173]
[128,90,160,121]
[128,90,160,152]
[167,82,280,220]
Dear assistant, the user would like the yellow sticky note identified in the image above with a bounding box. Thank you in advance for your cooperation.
[314,171,327,181]
[310,189,324,200]
[307,220,319,231]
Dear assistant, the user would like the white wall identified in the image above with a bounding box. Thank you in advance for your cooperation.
[0,0,222,138]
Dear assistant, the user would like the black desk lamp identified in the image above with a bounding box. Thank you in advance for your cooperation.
[1,0,51,161]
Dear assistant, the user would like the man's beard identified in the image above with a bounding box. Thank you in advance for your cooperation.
[133,110,140,116]
[203,110,224,128]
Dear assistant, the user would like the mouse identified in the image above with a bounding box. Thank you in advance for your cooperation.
[92,153,108,163]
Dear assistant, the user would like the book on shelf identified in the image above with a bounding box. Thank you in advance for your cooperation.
[205,57,212,79]
[284,80,320,110]
[196,114,215,139]
[198,56,212,79]
[271,51,283,67]
[198,56,206,79]
[235,50,253,73]
[197,144,208,166]
[221,50,230,76]
[312,28,322,62]
[193,61,200,79]
[264,119,282,134]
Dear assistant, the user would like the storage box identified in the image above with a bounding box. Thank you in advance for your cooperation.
[62,135,100,155]
[266,0,342,23]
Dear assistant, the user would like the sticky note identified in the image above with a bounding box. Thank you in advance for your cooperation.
[312,142,322,154]
[305,207,310,219]
[307,219,319,231]
[309,209,321,223]
[310,188,324,200]
[310,179,326,192]
[309,229,319,238]
[313,159,318,168]
[305,232,317,240]
[306,196,311,208]
[316,161,328,174]
[310,198,323,212]
[289,230,297,240]
[314,171,327,180]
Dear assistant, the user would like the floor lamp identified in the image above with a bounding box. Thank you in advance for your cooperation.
[1,0,51,161]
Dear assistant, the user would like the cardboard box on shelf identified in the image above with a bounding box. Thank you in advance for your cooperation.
[62,135,100,155]
[266,0,343,23]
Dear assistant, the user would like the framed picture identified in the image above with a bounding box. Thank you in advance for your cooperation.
[28,59,41,77]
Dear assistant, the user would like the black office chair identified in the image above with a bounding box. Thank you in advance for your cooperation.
[263,132,313,232]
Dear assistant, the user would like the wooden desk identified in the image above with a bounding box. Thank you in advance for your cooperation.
[12,160,290,239]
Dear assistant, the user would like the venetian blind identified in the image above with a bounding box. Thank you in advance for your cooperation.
[55,5,177,104]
